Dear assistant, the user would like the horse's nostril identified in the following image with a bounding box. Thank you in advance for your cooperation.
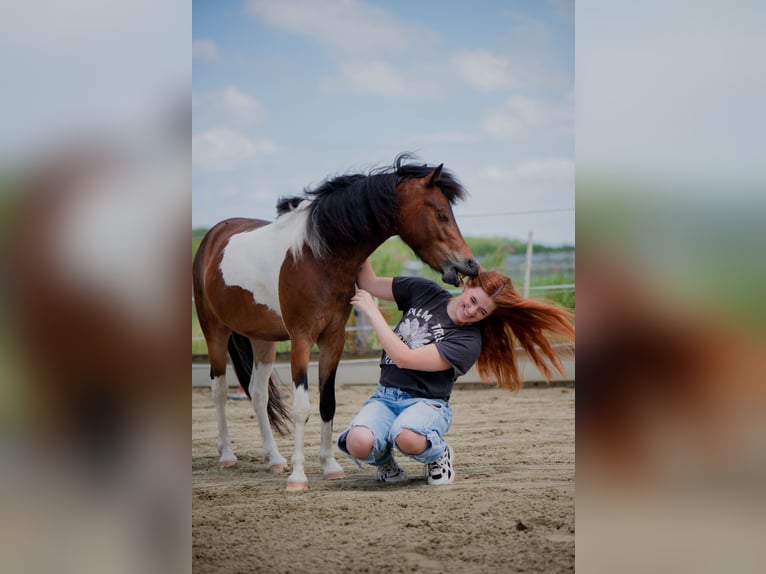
[467,258,478,270]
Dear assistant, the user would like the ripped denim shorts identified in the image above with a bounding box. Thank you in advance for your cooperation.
[337,383,452,466]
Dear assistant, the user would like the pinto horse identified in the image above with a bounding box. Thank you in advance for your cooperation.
[192,155,478,491]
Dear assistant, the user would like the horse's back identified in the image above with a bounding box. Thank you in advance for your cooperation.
[195,217,269,263]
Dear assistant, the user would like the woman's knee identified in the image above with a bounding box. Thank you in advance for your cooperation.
[395,428,429,455]
[345,426,375,459]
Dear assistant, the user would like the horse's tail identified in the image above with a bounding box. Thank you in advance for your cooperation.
[227,332,292,436]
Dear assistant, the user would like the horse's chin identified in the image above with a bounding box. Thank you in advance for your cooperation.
[441,259,479,286]
[441,268,461,287]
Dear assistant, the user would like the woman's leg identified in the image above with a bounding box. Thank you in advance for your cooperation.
[345,426,375,459]
[337,395,397,465]
[394,428,429,455]
[389,399,452,464]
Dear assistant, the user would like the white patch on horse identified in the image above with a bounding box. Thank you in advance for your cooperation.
[220,209,308,316]
[287,385,311,488]
[212,375,237,467]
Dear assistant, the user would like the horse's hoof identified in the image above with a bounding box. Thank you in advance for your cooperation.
[269,463,288,474]
[219,459,237,469]
[324,472,345,480]
[285,481,309,492]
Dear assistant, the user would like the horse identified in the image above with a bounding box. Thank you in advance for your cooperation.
[192,154,478,491]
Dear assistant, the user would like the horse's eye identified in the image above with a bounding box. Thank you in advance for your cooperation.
[437,213,449,222]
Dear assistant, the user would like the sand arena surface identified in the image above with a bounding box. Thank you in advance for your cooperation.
[192,384,574,573]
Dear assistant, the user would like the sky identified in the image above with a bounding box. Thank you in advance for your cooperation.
[192,0,574,245]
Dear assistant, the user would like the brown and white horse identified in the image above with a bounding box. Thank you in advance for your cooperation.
[192,154,478,491]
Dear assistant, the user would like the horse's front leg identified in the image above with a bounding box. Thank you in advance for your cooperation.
[318,332,346,480]
[286,336,313,492]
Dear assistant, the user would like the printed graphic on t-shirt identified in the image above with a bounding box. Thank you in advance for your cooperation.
[383,306,444,365]
[399,318,431,348]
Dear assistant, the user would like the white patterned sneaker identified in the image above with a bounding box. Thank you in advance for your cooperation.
[426,445,455,485]
[376,458,407,483]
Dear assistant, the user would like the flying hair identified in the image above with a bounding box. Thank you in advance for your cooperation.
[465,271,575,392]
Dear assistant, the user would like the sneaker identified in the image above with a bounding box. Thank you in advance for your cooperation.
[376,458,407,483]
[426,445,455,485]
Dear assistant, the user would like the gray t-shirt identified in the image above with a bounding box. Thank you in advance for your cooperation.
[379,277,482,400]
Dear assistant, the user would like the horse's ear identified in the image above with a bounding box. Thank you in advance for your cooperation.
[427,164,444,187]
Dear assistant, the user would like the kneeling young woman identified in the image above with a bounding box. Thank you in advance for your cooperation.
[337,260,574,485]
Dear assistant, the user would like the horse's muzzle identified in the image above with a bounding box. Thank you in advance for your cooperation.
[441,257,478,286]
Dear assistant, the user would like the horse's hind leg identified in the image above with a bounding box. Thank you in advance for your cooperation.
[250,340,288,473]
[207,329,237,468]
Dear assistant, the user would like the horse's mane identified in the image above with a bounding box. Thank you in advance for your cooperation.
[276,153,466,258]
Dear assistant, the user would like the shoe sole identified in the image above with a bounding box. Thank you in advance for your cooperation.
[378,473,407,484]
[377,464,407,483]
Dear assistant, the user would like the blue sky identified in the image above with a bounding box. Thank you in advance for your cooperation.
[193,0,574,245]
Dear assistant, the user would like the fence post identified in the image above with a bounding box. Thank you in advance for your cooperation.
[523,230,533,297]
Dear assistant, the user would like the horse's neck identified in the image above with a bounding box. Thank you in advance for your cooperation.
[329,234,390,266]
[310,234,390,288]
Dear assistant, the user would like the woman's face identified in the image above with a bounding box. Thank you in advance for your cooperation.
[452,286,497,324]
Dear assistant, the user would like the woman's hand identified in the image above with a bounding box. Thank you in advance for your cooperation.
[351,288,451,372]
[350,288,379,317]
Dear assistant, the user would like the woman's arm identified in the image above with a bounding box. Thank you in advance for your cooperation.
[356,260,394,301]
[351,289,452,372]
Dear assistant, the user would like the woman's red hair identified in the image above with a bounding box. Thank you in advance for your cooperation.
[465,271,574,392]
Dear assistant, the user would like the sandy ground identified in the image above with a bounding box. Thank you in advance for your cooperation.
[192,383,574,573]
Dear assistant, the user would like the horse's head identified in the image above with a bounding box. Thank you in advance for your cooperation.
[396,164,478,286]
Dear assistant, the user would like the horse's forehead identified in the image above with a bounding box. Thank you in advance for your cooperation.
[419,187,452,210]
[398,179,450,206]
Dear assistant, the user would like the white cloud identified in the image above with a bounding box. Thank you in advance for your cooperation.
[479,157,574,183]
[483,95,546,136]
[515,157,574,180]
[452,50,517,91]
[193,86,263,127]
[246,0,411,55]
[482,95,573,139]
[247,1,443,98]
[412,131,479,146]
[319,60,406,96]
[192,129,277,171]
[193,39,219,62]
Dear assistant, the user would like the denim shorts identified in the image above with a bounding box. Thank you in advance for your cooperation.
[337,384,452,466]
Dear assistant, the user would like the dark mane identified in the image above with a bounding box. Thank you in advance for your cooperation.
[392,153,467,205]
[276,196,304,216]
[277,153,467,257]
